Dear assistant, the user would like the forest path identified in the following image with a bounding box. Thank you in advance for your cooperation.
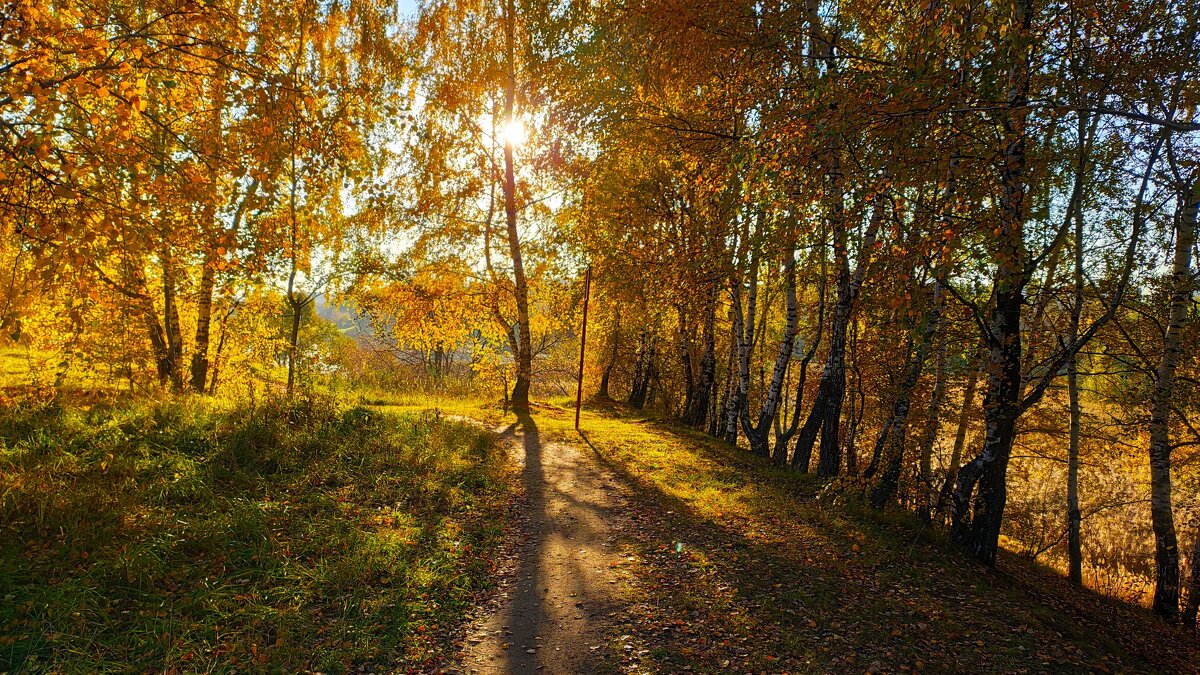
[414,402,1196,674]
[454,411,638,675]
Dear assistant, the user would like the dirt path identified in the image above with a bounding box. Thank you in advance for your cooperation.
[455,414,637,675]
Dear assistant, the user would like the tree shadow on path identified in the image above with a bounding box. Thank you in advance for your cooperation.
[497,411,550,673]
[465,410,627,674]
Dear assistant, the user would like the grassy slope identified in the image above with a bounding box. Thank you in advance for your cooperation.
[0,396,516,673]
[406,396,1197,674]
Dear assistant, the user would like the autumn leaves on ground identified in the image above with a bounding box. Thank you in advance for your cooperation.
[2,391,1195,673]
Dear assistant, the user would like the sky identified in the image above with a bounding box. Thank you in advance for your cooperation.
[396,0,419,19]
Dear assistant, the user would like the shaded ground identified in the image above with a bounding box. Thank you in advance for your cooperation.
[428,400,1198,674]
[577,406,1200,674]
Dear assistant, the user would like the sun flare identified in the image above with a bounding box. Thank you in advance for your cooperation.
[501,118,527,147]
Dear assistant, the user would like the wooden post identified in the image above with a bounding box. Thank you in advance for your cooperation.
[575,266,592,430]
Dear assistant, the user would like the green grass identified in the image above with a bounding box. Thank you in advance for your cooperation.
[0,394,516,673]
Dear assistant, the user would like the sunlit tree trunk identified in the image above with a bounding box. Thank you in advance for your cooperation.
[629,331,655,409]
[117,240,172,388]
[629,331,646,406]
[146,101,184,390]
[482,181,521,368]
[286,291,303,397]
[792,169,846,473]
[950,292,1022,565]
[190,71,227,392]
[720,308,740,444]
[869,284,940,509]
[1147,175,1198,622]
[776,240,827,464]
[192,258,217,391]
[677,306,695,420]
[161,249,184,390]
[733,243,760,448]
[284,148,306,399]
[207,301,238,395]
[193,182,256,392]
[789,0,855,476]
[502,0,533,409]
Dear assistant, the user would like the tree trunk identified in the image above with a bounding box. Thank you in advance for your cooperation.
[1066,205,1084,587]
[503,0,532,409]
[733,245,760,449]
[916,280,946,519]
[1184,532,1199,630]
[677,306,696,421]
[684,288,717,428]
[189,71,228,393]
[776,245,827,464]
[869,287,940,509]
[193,181,256,393]
[742,245,798,458]
[598,311,620,400]
[286,293,304,397]
[629,332,655,409]
[643,341,659,406]
[950,276,1023,565]
[949,165,1029,563]
[191,259,216,391]
[793,193,879,474]
[145,307,171,384]
[285,149,302,399]
[143,79,182,390]
[1066,342,1083,585]
[1060,103,1098,586]
[120,256,173,387]
[843,319,862,475]
[207,302,235,395]
[708,362,722,436]
[1147,176,1197,622]
[161,251,184,390]
[720,308,740,444]
[629,331,646,407]
[949,0,1033,566]
[937,351,980,517]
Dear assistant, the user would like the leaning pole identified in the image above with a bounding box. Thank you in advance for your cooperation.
[575,266,592,430]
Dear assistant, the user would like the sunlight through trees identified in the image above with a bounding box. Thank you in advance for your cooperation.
[1,0,1198,656]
